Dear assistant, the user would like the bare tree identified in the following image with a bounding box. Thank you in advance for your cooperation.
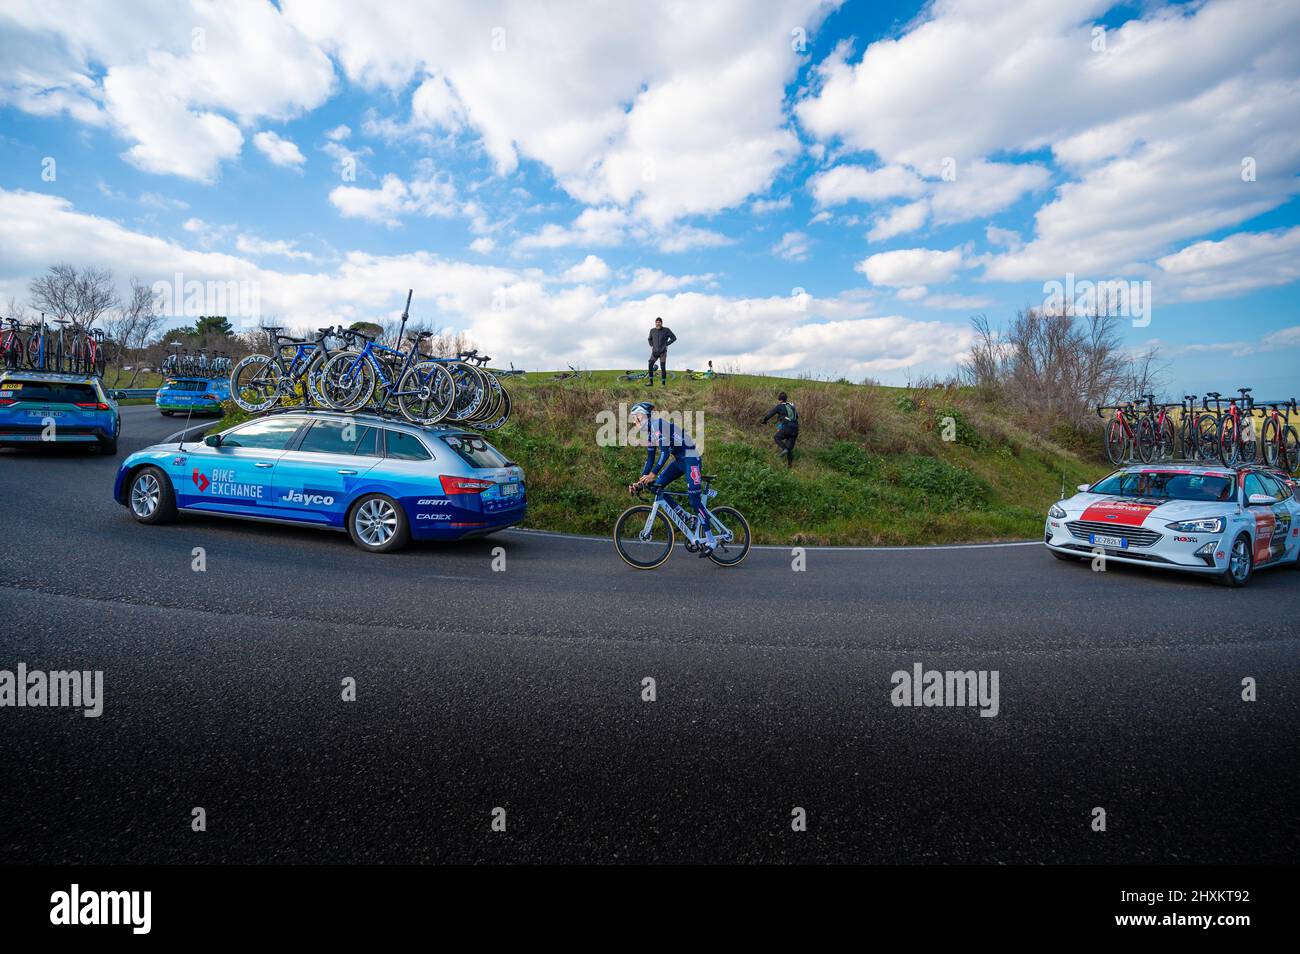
[108,279,166,386]
[960,305,1128,430]
[29,264,119,328]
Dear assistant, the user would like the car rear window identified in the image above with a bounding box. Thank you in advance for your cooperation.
[1090,471,1234,502]
[0,381,98,404]
[441,434,509,468]
[383,429,431,461]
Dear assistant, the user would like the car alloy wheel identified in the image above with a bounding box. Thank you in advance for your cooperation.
[1229,536,1251,584]
[354,497,398,547]
[131,472,160,518]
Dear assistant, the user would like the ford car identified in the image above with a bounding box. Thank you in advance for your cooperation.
[1044,463,1300,586]
[0,370,120,454]
[113,409,526,552]
[156,376,231,416]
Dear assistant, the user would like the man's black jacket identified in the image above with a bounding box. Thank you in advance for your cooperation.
[648,326,677,352]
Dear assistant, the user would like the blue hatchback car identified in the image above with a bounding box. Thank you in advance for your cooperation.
[156,376,230,416]
[0,370,120,454]
[114,409,526,552]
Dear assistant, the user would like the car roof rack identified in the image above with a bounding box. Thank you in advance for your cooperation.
[250,405,460,434]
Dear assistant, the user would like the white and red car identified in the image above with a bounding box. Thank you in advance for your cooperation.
[1044,464,1300,586]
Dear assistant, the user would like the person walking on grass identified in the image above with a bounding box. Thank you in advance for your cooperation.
[646,316,676,386]
[761,391,799,467]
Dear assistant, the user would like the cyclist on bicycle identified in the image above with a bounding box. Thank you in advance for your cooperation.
[761,391,799,466]
[627,401,716,555]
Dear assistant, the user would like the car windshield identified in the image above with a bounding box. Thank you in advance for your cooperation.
[441,434,509,468]
[165,379,208,390]
[1090,471,1234,502]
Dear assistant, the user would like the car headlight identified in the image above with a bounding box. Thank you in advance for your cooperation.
[1165,516,1224,533]
[1048,504,1068,519]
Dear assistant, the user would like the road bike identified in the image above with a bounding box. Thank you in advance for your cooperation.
[1210,388,1258,466]
[1259,398,1299,473]
[1176,394,1200,460]
[230,325,343,412]
[1135,393,1178,462]
[1098,401,1150,465]
[619,369,676,383]
[613,478,750,569]
[2,318,27,370]
[554,365,592,381]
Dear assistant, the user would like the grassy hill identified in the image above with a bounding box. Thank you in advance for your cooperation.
[487,371,1101,546]
[211,370,1103,546]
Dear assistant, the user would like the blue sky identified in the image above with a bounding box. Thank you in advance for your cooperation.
[1,0,1297,395]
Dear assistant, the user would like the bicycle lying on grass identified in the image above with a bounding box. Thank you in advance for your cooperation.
[619,369,676,383]
[613,476,750,569]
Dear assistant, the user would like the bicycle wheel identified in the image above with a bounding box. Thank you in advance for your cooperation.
[1217,415,1239,466]
[396,361,456,425]
[705,506,750,567]
[1104,419,1126,465]
[1261,417,1281,467]
[477,386,511,431]
[318,351,374,412]
[1195,414,1219,462]
[1135,416,1156,462]
[445,362,486,421]
[613,504,675,569]
[230,355,283,412]
[1156,416,1176,461]
[1284,427,1300,474]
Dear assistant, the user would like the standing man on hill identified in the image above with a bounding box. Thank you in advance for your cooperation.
[646,316,676,386]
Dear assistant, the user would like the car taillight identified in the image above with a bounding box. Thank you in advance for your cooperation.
[0,398,14,406]
[75,402,111,410]
[203,394,218,400]
[440,475,494,494]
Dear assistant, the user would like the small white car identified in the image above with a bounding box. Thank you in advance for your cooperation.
[1044,464,1300,586]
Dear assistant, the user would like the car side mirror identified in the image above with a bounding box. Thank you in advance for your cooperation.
[1247,493,1275,506]
[1077,484,1091,493]
[203,434,223,448]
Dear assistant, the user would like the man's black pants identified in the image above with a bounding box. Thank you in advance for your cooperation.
[775,425,798,465]
[648,349,668,383]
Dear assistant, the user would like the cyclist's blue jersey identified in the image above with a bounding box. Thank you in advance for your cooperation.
[641,415,698,475]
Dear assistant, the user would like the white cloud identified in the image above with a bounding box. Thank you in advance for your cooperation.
[612,268,714,298]
[867,202,928,242]
[810,164,925,207]
[858,248,964,287]
[896,285,927,301]
[329,167,460,226]
[772,231,811,261]
[561,254,611,283]
[751,196,792,214]
[1155,226,1300,301]
[469,236,496,255]
[324,124,351,140]
[1,0,336,181]
[235,234,314,260]
[514,208,731,255]
[0,186,972,381]
[252,130,306,169]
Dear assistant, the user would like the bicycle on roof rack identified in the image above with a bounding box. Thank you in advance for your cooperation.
[1259,398,1299,473]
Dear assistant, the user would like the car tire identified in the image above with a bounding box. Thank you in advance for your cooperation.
[1218,533,1253,587]
[99,439,118,455]
[128,466,177,524]
[347,493,410,553]
[160,410,173,416]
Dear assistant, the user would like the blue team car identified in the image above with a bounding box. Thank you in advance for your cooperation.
[156,376,231,416]
[114,409,526,552]
[0,370,120,454]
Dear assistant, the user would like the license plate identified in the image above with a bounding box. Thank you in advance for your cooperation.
[501,483,519,497]
[1089,533,1127,548]
[27,409,62,417]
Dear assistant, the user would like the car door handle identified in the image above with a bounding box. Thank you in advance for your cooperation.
[255,462,274,468]
[337,469,358,475]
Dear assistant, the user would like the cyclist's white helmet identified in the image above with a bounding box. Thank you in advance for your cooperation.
[630,401,654,418]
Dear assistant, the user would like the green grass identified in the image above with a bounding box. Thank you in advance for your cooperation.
[210,372,1105,545]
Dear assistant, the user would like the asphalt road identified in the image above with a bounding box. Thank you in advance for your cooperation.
[1,405,1297,863]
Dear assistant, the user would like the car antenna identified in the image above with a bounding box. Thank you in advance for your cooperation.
[179,402,195,452]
